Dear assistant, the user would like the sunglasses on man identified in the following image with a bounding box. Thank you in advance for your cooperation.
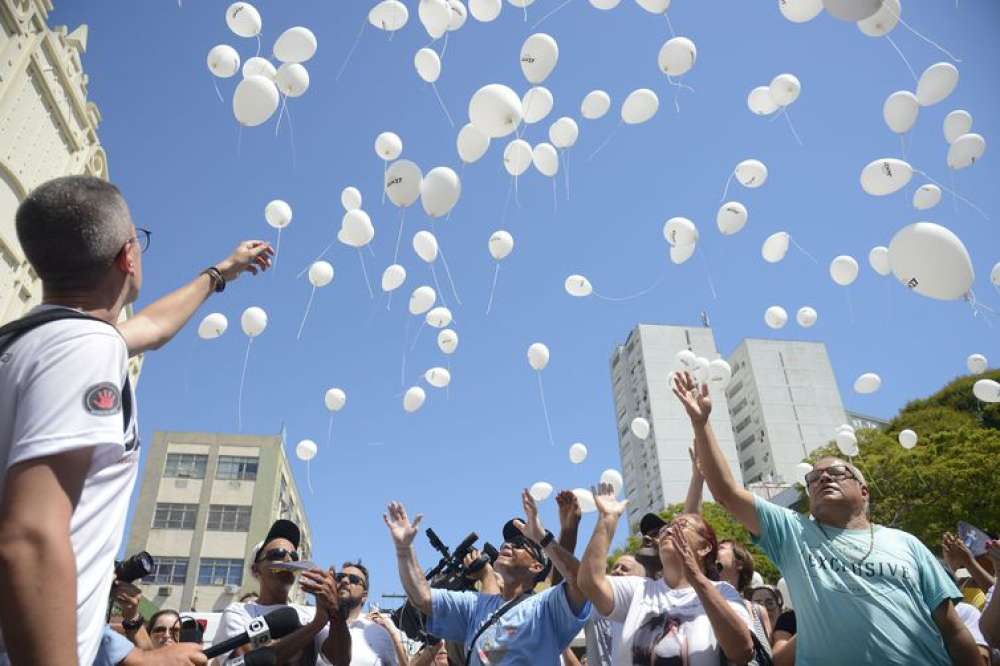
[804,464,859,487]
[506,535,544,563]
[257,547,300,563]
[336,573,367,588]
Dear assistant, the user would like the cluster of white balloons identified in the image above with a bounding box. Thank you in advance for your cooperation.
[676,349,732,387]
[663,217,699,265]
[835,423,858,457]
[747,73,801,116]
[764,306,817,330]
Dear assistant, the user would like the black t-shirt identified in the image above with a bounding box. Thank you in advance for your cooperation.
[774,609,797,636]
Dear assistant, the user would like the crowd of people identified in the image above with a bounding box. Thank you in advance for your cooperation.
[0,175,998,666]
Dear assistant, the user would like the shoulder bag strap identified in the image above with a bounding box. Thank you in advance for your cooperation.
[464,593,531,666]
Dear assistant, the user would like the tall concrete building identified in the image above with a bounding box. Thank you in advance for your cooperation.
[125,432,313,612]
[610,324,743,534]
[0,0,140,382]
[726,338,848,486]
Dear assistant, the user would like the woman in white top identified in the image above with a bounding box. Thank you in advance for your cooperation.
[579,483,755,666]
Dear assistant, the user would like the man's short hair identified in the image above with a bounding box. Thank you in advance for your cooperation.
[15,176,132,290]
[342,560,370,590]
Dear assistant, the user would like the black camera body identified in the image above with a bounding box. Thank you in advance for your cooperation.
[115,551,154,583]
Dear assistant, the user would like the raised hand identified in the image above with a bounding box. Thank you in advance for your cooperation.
[384,501,423,548]
[592,482,628,521]
[672,371,712,425]
[556,489,582,530]
[669,523,705,581]
[367,612,397,636]
[111,580,142,622]
[300,566,338,615]
[519,489,546,543]
[215,240,274,281]
[942,532,974,569]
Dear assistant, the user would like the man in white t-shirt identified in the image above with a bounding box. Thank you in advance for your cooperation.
[0,175,272,666]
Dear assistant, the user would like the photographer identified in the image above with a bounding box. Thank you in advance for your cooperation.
[383,493,590,665]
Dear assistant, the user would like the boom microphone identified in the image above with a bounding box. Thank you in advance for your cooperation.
[204,607,300,659]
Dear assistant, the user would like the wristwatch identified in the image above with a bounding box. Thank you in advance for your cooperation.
[122,614,144,632]
[539,530,555,549]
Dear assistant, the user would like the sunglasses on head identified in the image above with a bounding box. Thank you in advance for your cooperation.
[258,547,300,563]
[336,573,367,588]
[805,464,858,487]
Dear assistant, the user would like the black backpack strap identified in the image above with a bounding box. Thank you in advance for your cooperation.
[464,593,531,666]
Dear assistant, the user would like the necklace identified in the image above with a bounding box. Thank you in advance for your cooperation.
[814,520,875,565]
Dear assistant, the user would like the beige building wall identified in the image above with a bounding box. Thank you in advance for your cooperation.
[125,431,313,612]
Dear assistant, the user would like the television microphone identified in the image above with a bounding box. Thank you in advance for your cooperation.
[227,646,276,666]
[203,607,300,659]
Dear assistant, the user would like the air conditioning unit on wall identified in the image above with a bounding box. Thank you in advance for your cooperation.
[157,586,172,597]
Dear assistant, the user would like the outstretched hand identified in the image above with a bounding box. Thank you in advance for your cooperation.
[669,523,705,581]
[592,482,628,521]
[672,371,712,425]
[518,489,546,544]
[384,501,423,548]
[555,490,582,530]
[215,240,274,281]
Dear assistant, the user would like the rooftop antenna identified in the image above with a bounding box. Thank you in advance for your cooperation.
[700,311,711,328]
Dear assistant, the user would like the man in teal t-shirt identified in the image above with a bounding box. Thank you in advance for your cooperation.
[670,370,981,665]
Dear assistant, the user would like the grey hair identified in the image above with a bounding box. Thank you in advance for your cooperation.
[15,176,132,290]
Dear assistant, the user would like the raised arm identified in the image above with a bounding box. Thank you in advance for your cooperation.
[117,241,272,355]
[550,490,582,586]
[300,566,351,666]
[683,445,704,515]
[578,483,628,617]
[980,543,1000,649]
[367,612,410,666]
[931,599,983,666]
[672,371,759,535]
[943,532,996,593]
[384,502,432,615]
[518,490,587,615]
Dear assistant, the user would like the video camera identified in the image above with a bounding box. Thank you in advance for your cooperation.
[115,551,154,583]
[393,528,499,644]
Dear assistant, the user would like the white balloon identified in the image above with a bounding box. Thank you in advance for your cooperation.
[779,0,823,22]
[275,63,309,98]
[265,200,292,229]
[882,91,919,134]
[414,47,442,83]
[581,90,611,120]
[420,166,461,217]
[854,372,882,394]
[916,62,959,107]
[898,429,918,449]
[765,306,788,329]
[630,416,650,439]
[437,328,459,354]
[273,27,317,63]
[889,222,973,301]
[308,261,334,288]
[520,33,559,84]
[993,262,1000,288]
[489,230,514,261]
[600,469,624,496]
[836,431,859,457]
[569,442,588,464]
[425,366,452,388]
[296,439,318,461]
[565,274,593,297]
[830,255,859,286]
[860,158,913,196]
[708,359,732,386]
[404,386,427,412]
[447,0,469,29]
[549,117,579,148]
[233,75,280,126]
[857,0,900,37]
[325,388,347,412]
[532,143,559,177]
[676,349,698,370]
[590,0,621,7]
[381,264,407,292]
[967,354,988,375]
[457,123,490,164]
[973,379,1000,403]
[418,0,451,38]
[693,357,710,385]
[944,110,973,144]
[637,0,671,13]
[376,132,403,161]
[503,139,533,176]
[796,306,818,328]
[412,230,439,263]
[527,342,550,371]
[369,0,410,31]
[469,84,523,138]
[340,209,375,248]
[241,306,268,337]
[822,0,880,21]
[198,313,228,340]
[769,73,801,107]
[735,159,768,188]
[717,202,748,236]
[409,286,437,315]
[837,424,856,434]
[529,481,554,501]
[912,184,942,211]
[521,87,554,125]
[621,89,659,125]
[748,86,779,116]
[657,37,696,77]
[947,133,986,170]
[795,462,814,486]
[470,0,502,21]
[226,2,262,38]
[207,45,241,78]
[385,160,423,208]
[242,56,276,80]
[761,232,790,263]
[868,246,891,276]
[669,243,696,265]
[663,217,698,247]
[426,306,452,328]
[573,488,597,513]
[341,187,362,212]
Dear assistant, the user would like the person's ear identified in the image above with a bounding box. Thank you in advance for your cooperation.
[116,244,134,274]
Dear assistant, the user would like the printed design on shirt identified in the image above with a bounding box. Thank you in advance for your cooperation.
[83,382,122,415]
[631,610,691,665]
[476,619,520,664]
[800,540,916,596]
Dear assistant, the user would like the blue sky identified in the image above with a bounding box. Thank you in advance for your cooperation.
[51,0,999,608]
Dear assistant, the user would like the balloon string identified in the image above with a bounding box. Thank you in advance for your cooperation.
[297,286,317,340]
[358,248,374,299]
[298,240,337,278]
[664,12,676,37]
[336,18,367,81]
[537,372,555,447]
[410,320,425,352]
[440,31,450,61]
[435,236,463,305]
[430,83,455,128]
[899,133,907,160]
[327,414,334,447]
[381,161,388,205]
[782,108,804,146]
[212,79,224,104]
[393,208,406,264]
[429,263,447,309]
[237,338,253,432]
[285,104,297,169]
[401,317,410,387]
[790,236,820,264]
[514,173,521,208]
[275,95,288,136]
[255,34,261,58]
[306,460,314,494]
[914,169,989,220]
[593,273,667,302]
[885,35,918,83]
[485,263,500,315]
[501,177,514,223]
[531,0,574,30]
[698,245,718,300]
[588,122,622,162]
[273,228,282,270]
[564,149,571,201]
[883,3,962,62]
[386,289,394,311]
[523,1,528,22]
[719,171,734,203]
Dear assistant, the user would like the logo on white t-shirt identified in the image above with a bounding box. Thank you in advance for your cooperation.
[84,382,121,415]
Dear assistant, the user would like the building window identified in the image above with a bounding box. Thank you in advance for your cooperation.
[741,456,756,471]
[152,503,198,529]
[729,397,748,417]
[737,434,756,452]
[143,557,188,585]
[725,380,744,399]
[164,453,208,479]
[198,558,244,587]
[206,505,252,532]
[216,456,259,481]
[733,415,752,434]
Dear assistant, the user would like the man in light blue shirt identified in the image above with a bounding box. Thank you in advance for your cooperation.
[671,370,981,665]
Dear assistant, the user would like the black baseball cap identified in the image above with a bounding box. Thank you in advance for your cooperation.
[502,519,552,582]
[640,513,667,536]
[252,519,301,561]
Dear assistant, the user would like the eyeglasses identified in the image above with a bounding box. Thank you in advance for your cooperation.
[150,625,181,637]
[258,548,299,563]
[128,228,152,254]
[336,573,367,588]
[506,536,543,563]
[805,465,858,487]
[753,597,778,609]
